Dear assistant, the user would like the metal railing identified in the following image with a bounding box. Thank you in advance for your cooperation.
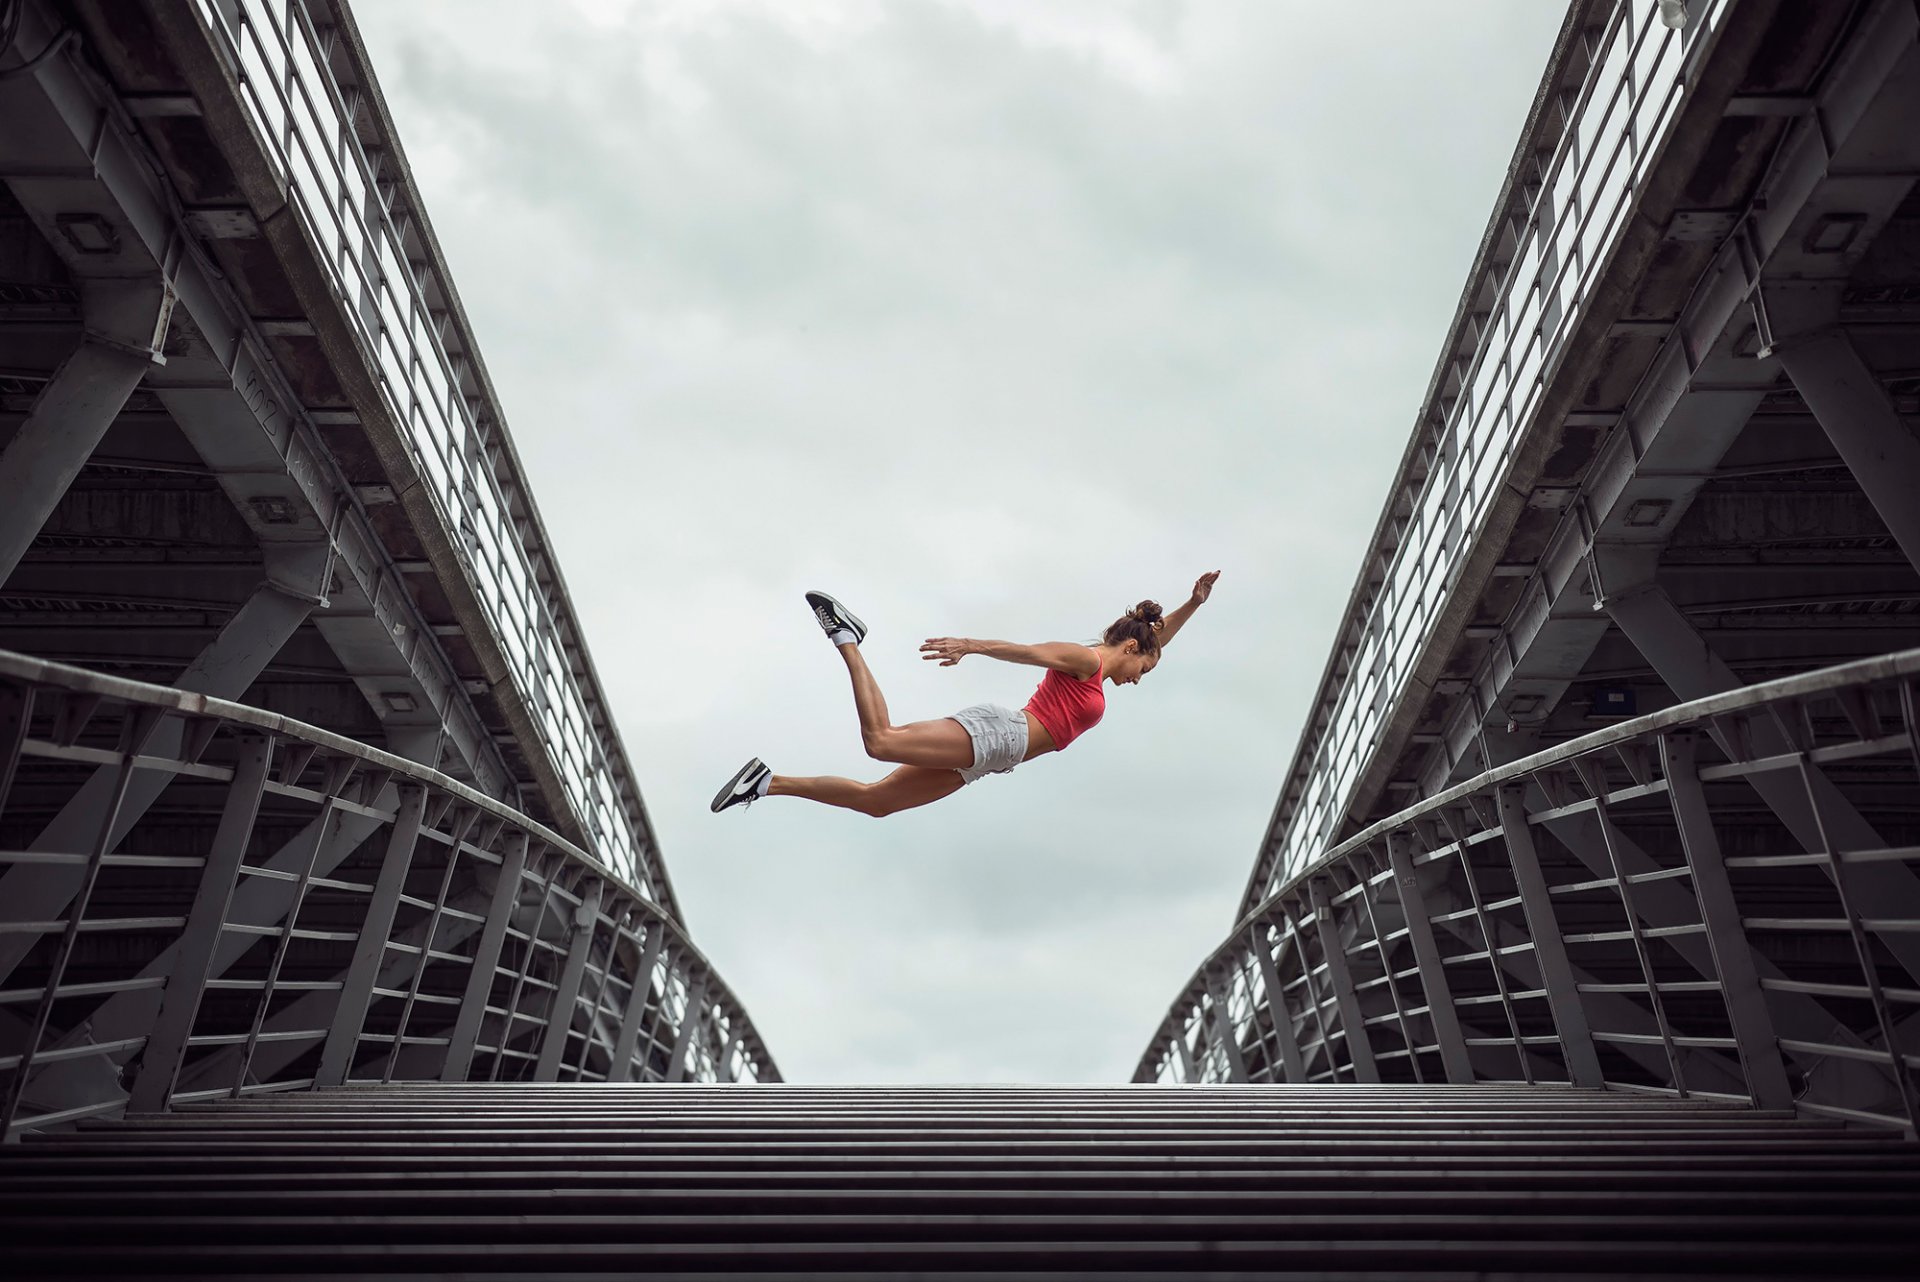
[0,649,778,1140]
[1259,0,1734,900]
[1142,648,1920,1137]
[186,0,661,894]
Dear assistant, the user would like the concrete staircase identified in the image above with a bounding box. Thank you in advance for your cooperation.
[1,1084,1915,1276]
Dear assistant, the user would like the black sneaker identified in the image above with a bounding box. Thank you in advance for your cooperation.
[711,757,770,813]
[804,590,867,644]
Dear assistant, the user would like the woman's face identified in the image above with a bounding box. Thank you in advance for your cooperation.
[1113,644,1160,685]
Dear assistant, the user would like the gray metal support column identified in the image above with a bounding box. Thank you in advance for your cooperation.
[1204,967,1251,1084]
[441,835,530,1082]
[315,787,427,1088]
[1386,833,1474,1084]
[663,969,709,1085]
[535,880,604,1082]
[1773,328,1920,576]
[1247,922,1307,1083]
[1660,733,1793,1109]
[609,925,668,1083]
[0,577,316,986]
[126,736,274,1114]
[0,280,173,583]
[1308,881,1379,1083]
[1498,787,1603,1088]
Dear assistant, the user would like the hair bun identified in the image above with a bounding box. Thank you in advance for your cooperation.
[1131,600,1164,626]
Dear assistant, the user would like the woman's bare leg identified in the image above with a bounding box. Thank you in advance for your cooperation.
[770,764,966,816]
[834,642,974,768]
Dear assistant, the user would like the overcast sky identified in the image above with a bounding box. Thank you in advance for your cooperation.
[351,0,1568,1083]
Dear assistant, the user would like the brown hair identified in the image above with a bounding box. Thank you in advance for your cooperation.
[1103,600,1164,657]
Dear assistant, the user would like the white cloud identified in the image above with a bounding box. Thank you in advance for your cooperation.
[353,0,1566,1082]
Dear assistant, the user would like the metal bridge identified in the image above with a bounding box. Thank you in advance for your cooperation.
[0,0,776,1140]
[2,0,1918,1273]
[1141,0,1920,1140]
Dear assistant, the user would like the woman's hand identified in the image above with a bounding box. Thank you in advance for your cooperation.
[1192,570,1221,604]
[920,637,971,666]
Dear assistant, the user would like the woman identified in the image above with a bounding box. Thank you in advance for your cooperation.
[711,571,1220,817]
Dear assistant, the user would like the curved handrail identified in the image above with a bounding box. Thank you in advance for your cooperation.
[1142,648,1920,1133]
[0,648,778,1134]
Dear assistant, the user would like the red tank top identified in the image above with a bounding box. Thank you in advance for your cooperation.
[1023,659,1105,750]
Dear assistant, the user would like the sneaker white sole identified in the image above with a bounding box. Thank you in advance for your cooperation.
[711,758,767,813]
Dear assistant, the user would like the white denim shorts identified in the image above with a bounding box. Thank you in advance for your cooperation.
[950,703,1028,785]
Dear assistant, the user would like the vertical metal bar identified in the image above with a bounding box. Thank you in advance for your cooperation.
[440,833,529,1082]
[663,968,709,1084]
[1345,851,1425,1083]
[381,799,468,1084]
[0,682,32,813]
[718,1022,744,1084]
[488,860,554,1082]
[1386,830,1475,1084]
[1498,785,1603,1089]
[608,922,667,1084]
[129,734,275,1113]
[1900,680,1920,795]
[1660,734,1792,1109]
[1204,966,1251,1084]
[2,705,150,1138]
[1308,881,1379,1083]
[1277,900,1338,1081]
[1574,758,1688,1097]
[1171,1014,1200,1082]
[535,879,604,1081]
[1249,919,1308,1083]
[315,785,425,1088]
[569,913,622,1083]
[1446,818,1532,1084]
[1796,755,1920,1136]
[232,759,345,1098]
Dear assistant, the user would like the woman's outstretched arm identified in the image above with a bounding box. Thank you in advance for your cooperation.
[1155,571,1221,649]
[919,637,1097,678]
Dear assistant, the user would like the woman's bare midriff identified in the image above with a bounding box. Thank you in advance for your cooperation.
[1022,711,1056,761]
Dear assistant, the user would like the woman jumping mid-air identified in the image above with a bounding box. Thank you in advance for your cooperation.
[711,571,1220,818]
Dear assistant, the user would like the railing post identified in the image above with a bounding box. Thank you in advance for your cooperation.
[316,785,426,1088]
[127,734,274,1114]
[1498,785,1604,1088]
[1309,880,1379,1083]
[1248,920,1307,1082]
[663,968,709,1084]
[609,924,668,1083]
[0,682,30,808]
[1277,900,1337,1081]
[1204,966,1251,1084]
[535,879,604,1081]
[1386,831,1474,1084]
[1659,733,1792,1109]
[441,833,529,1082]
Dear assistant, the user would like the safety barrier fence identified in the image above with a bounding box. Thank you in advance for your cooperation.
[1142,648,1920,1137]
[0,649,778,1140]
[187,0,658,890]
[1264,0,1733,895]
